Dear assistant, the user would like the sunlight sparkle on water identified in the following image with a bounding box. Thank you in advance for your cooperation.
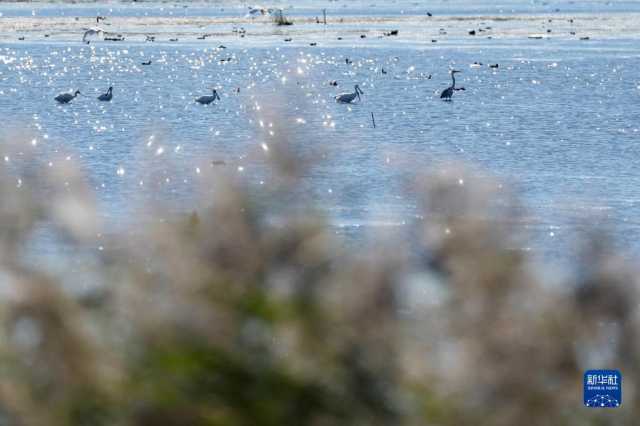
[2,13,640,256]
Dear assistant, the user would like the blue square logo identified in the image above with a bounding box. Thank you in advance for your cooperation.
[584,370,622,408]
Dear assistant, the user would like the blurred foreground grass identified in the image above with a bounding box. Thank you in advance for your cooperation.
[0,130,637,426]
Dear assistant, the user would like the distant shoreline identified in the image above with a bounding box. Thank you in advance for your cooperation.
[2,12,640,44]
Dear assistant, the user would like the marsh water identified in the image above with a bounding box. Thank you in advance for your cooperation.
[1,1,640,259]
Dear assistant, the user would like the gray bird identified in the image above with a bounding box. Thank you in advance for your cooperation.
[196,89,221,105]
[335,85,363,104]
[440,70,463,101]
[97,86,113,101]
[55,90,81,104]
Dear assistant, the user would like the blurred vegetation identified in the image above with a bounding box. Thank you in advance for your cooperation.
[0,130,637,426]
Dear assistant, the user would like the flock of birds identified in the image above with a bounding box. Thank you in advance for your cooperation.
[64,6,479,107]
[64,13,470,106]
[54,86,222,105]
[55,70,465,105]
[54,87,112,104]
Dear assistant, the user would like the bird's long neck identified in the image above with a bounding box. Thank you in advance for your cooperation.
[451,73,456,89]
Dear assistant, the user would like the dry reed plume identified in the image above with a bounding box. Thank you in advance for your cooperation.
[0,125,636,426]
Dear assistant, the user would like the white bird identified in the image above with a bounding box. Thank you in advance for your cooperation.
[82,27,104,43]
[55,90,81,104]
[335,85,363,104]
[196,89,221,105]
[97,86,113,102]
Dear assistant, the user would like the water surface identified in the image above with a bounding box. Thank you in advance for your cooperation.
[1,1,640,260]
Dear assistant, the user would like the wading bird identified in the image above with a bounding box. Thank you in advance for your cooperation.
[82,27,104,43]
[196,89,221,105]
[440,70,464,101]
[55,90,81,104]
[335,85,364,104]
[98,86,113,101]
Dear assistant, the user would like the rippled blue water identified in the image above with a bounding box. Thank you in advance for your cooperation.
[2,2,640,259]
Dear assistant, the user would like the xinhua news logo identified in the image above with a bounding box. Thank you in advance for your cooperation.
[584,370,622,408]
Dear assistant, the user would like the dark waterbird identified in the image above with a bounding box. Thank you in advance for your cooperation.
[335,85,363,104]
[98,86,113,102]
[196,89,221,105]
[55,90,81,104]
[440,70,463,101]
